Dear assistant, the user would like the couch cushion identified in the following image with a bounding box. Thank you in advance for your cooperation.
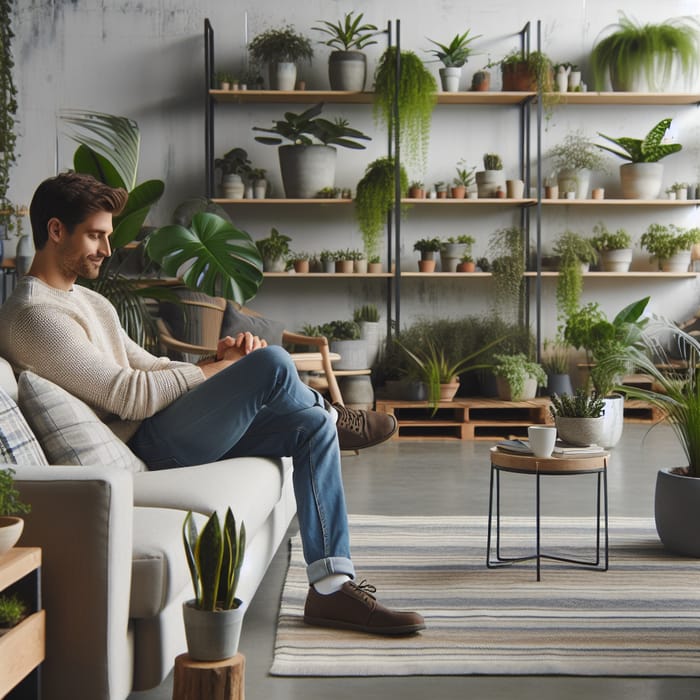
[0,357,18,401]
[0,386,49,465]
[221,303,285,346]
[17,371,146,472]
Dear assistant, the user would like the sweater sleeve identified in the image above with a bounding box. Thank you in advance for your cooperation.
[9,302,205,421]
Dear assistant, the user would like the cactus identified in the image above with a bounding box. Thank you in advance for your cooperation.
[183,508,245,611]
[596,118,682,163]
[483,153,503,170]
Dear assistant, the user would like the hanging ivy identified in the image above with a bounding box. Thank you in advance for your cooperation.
[0,0,18,216]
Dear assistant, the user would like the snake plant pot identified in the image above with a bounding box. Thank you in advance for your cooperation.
[183,599,246,662]
[661,250,691,273]
[600,248,633,272]
[0,516,23,556]
[278,145,337,199]
[330,339,368,370]
[655,468,700,556]
[620,162,663,200]
[328,50,367,91]
[554,416,605,447]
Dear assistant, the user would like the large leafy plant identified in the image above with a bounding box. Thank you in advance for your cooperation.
[248,26,313,64]
[183,508,245,611]
[596,118,681,163]
[313,11,380,51]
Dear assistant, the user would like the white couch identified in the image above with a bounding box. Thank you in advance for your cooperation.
[1,356,296,700]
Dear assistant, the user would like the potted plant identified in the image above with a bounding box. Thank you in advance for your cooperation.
[667,181,690,200]
[354,156,407,262]
[373,46,437,172]
[348,248,367,274]
[549,389,606,447]
[541,338,573,396]
[0,0,18,233]
[255,227,292,272]
[334,249,354,273]
[475,153,505,198]
[318,249,336,273]
[440,234,475,273]
[0,467,31,556]
[590,222,633,272]
[312,11,380,91]
[368,255,382,274]
[248,25,314,90]
[553,229,598,328]
[318,319,367,370]
[408,180,425,199]
[354,304,381,367]
[253,102,370,199]
[640,223,700,272]
[452,160,475,199]
[500,48,553,92]
[214,147,251,199]
[590,13,700,92]
[546,130,608,199]
[249,167,268,199]
[289,250,310,274]
[611,318,700,555]
[596,118,682,200]
[492,353,547,401]
[426,29,482,93]
[488,226,526,324]
[413,236,441,271]
[457,253,476,273]
[182,508,246,661]
[0,592,27,630]
[563,296,649,448]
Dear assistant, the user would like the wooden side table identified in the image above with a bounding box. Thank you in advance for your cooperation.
[0,547,45,699]
[172,652,245,700]
[486,447,609,581]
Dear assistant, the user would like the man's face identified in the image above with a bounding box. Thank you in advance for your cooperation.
[52,211,113,281]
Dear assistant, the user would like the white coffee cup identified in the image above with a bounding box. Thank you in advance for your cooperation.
[528,425,557,458]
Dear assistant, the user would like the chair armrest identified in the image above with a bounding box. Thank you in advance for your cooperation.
[13,465,134,700]
[157,318,215,356]
[282,330,330,350]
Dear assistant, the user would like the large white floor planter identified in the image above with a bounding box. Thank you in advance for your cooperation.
[620,162,663,200]
[183,599,246,661]
[655,468,700,557]
[328,51,366,91]
[600,394,624,448]
[278,145,337,199]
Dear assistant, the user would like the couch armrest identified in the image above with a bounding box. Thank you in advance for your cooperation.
[13,465,135,700]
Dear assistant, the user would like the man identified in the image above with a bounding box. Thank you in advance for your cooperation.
[0,171,424,635]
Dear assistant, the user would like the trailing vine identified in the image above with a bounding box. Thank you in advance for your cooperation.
[373,47,437,174]
[488,226,526,325]
[0,0,18,218]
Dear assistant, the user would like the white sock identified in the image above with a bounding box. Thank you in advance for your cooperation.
[328,404,338,424]
[313,573,351,595]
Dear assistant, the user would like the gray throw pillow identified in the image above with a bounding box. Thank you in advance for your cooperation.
[221,302,285,347]
[17,372,146,472]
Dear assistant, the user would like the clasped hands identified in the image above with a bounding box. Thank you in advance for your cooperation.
[216,331,268,362]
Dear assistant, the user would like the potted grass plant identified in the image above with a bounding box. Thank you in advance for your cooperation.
[426,29,482,93]
[590,13,700,92]
[182,508,246,661]
[248,25,314,90]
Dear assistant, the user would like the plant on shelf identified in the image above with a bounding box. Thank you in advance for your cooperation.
[488,226,526,324]
[547,130,608,199]
[248,25,313,90]
[182,508,246,660]
[413,236,442,263]
[492,353,547,402]
[541,338,572,393]
[355,156,407,261]
[476,153,504,198]
[373,46,437,172]
[426,30,482,92]
[214,147,252,197]
[640,223,700,270]
[0,0,18,224]
[553,229,598,329]
[500,48,553,92]
[253,227,292,272]
[590,13,700,92]
[253,102,370,199]
[453,160,476,197]
[591,222,633,272]
[0,592,27,629]
[667,181,690,199]
[0,466,31,556]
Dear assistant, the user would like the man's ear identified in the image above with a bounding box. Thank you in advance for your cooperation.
[46,217,64,242]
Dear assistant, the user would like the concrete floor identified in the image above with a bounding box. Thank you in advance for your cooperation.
[129,422,700,700]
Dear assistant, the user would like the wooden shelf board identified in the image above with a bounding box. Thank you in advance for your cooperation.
[263,272,392,278]
[0,611,45,696]
[546,91,700,105]
[402,197,535,205]
[541,198,700,206]
[528,271,698,278]
[211,198,352,205]
[0,548,41,590]
[211,89,374,104]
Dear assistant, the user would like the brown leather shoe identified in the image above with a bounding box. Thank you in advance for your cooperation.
[333,403,398,450]
[304,580,425,636]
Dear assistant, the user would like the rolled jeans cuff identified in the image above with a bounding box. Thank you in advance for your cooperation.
[306,556,356,585]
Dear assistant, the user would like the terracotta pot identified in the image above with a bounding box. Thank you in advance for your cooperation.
[409,187,425,199]
[451,185,466,199]
[335,259,354,273]
[418,259,436,272]
[456,261,475,272]
[368,262,383,274]
[293,259,309,273]
[439,380,460,401]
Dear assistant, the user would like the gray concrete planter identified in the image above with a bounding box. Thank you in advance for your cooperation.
[183,598,245,661]
[328,51,366,91]
[278,145,337,199]
[655,468,700,557]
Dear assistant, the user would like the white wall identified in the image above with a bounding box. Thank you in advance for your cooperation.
[8,0,700,337]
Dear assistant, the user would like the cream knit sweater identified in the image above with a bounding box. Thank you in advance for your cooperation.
[0,276,205,441]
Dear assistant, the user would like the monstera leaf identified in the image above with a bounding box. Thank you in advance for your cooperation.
[145,213,263,304]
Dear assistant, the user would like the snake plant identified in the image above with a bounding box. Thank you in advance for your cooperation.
[596,118,681,163]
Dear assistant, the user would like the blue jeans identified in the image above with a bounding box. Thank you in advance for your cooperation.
[128,345,355,584]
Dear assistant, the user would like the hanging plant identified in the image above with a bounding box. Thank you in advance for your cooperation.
[0,0,18,212]
[488,226,526,325]
[373,47,437,173]
[354,156,407,260]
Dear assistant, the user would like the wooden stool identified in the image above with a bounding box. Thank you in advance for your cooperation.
[172,652,245,700]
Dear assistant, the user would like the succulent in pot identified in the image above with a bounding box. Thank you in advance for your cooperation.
[426,29,482,93]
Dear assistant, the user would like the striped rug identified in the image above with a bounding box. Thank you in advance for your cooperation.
[270,514,700,676]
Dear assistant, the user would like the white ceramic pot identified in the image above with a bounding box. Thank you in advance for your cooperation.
[661,250,691,273]
[222,174,245,199]
[439,66,462,92]
[600,248,633,272]
[359,320,381,368]
[600,394,624,448]
[495,376,538,402]
[475,170,506,198]
[620,162,663,200]
[183,599,245,661]
[555,416,605,447]
[270,62,296,90]
[330,339,368,370]
[0,516,23,556]
[557,168,590,199]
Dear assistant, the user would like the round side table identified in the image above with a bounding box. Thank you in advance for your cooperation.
[487,446,609,581]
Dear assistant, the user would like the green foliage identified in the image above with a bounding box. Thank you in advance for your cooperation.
[373,47,437,172]
[488,226,526,324]
[0,593,26,628]
[549,389,605,418]
[596,118,682,163]
[547,130,608,172]
[541,338,570,375]
[0,467,30,517]
[146,213,263,304]
[183,508,245,611]
[453,160,476,187]
[254,227,291,261]
[214,148,251,177]
[248,25,313,64]
[413,237,441,253]
[0,0,18,208]
[354,304,379,323]
[313,12,380,51]
[493,353,547,400]
[611,319,700,476]
[564,296,650,397]
[590,13,700,91]
[426,30,482,68]
[640,223,700,262]
[253,102,371,149]
[316,320,361,341]
[355,157,407,260]
[483,153,503,170]
[590,222,632,251]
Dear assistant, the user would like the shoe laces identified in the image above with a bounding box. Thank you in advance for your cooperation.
[349,579,377,603]
[333,403,364,433]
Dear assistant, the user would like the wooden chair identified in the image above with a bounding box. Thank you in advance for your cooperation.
[156,296,344,405]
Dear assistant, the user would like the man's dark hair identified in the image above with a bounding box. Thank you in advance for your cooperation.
[29,171,128,249]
